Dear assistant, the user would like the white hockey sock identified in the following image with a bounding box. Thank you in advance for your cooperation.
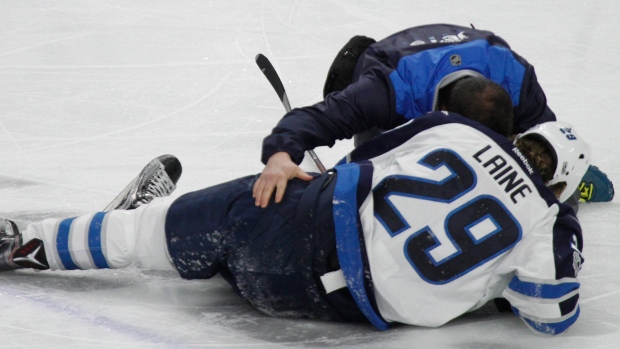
[22,196,178,272]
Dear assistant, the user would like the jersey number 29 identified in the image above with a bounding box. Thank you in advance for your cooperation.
[373,149,522,284]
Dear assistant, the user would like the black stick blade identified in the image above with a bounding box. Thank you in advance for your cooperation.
[255,54,290,110]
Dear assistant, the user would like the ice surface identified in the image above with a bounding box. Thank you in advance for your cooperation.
[1,1,619,348]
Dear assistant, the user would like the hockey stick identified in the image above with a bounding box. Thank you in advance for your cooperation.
[255,54,327,173]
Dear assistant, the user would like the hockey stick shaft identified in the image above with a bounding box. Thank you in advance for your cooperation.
[255,54,327,173]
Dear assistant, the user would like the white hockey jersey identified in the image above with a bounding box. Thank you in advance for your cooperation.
[331,112,583,335]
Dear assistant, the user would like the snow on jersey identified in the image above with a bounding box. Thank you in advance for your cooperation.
[332,112,582,334]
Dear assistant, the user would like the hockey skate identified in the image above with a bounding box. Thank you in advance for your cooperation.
[0,219,49,271]
[103,154,182,211]
[579,165,614,203]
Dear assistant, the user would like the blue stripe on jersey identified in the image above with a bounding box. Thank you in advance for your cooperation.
[57,217,80,270]
[509,276,579,299]
[389,39,525,120]
[88,212,111,269]
[512,305,580,335]
[333,162,389,331]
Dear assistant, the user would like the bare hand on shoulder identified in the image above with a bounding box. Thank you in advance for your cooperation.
[252,152,314,208]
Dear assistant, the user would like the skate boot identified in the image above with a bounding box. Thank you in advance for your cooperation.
[0,219,49,271]
[104,154,182,211]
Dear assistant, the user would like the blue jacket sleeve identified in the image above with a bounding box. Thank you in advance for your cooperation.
[261,69,406,164]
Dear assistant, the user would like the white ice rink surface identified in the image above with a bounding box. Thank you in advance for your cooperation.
[1,1,619,348]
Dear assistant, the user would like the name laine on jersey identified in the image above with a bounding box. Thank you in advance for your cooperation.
[472,144,532,204]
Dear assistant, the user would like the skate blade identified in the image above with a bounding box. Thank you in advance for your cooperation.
[103,173,140,212]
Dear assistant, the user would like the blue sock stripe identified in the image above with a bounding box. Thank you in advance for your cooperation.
[88,212,111,269]
[56,217,80,270]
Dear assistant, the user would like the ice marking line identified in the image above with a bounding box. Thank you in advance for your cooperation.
[258,1,277,73]
[11,70,235,154]
[0,284,187,347]
[288,0,299,25]
[580,287,620,304]
[0,61,247,69]
[0,118,23,152]
[0,32,95,59]
[0,282,275,348]
[0,1,69,43]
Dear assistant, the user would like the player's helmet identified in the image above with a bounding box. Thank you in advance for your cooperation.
[516,121,591,202]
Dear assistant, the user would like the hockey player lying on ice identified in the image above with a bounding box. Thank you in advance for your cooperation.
[1,79,588,335]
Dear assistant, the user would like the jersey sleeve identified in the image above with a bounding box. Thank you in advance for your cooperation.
[502,203,583,335]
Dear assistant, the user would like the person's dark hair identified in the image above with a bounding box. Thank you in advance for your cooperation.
[514,136,555,182]
[440,77,514,137]
[514,135,566,197]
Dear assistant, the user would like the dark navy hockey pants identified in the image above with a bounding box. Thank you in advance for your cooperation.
[164,173,365,322]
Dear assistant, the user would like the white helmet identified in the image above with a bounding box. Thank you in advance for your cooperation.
[516,121,591,202]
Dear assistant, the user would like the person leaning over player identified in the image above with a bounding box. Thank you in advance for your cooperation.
[0,108,589,335]
[253,23,613,208]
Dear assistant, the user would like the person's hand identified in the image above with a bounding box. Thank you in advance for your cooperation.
[253,152,313,208]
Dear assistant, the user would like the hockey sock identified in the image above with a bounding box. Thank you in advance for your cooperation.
[21,197,178,272]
